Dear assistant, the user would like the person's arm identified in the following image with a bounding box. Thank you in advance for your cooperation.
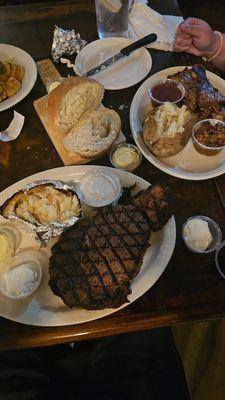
[173,18,225,73]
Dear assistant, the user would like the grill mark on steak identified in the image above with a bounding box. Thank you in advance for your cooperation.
[110,206,146,246]
[87,219,129,285]
[79,253,109,305]
[100,208,134,277]
[85,230,119,290]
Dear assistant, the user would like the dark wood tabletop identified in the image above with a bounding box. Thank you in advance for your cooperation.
[0,0,225,351]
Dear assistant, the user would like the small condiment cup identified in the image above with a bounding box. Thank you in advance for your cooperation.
[182,215,222,254]
[77,170,122,207]
[0,262,42,300]
[192,119,225,156]
[109,143,142,171]
[215,241,225,280]
[148,78,185,107]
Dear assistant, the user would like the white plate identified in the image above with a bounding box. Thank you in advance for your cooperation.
[130,66,225,180]
[0,44,37,112]
[0,165,175,327]
[75,37,152,90]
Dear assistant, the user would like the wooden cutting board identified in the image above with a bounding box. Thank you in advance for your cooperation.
[34,59,119,166]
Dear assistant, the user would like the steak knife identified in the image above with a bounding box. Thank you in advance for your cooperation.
[83,33,157,77]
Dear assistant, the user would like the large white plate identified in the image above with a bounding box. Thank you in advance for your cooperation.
[0,165,175,327]
[130,66,225,180]
[0,44,37,112]
[75,37,152,90]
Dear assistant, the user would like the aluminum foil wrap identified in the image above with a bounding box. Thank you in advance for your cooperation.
[52,25,87,62]
[0,180,82,247]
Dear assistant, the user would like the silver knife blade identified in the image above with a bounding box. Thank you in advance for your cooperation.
[83,52,124,77]
[83,33,157,78]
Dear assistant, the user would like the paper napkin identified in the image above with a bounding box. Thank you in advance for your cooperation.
[128,2,183,51]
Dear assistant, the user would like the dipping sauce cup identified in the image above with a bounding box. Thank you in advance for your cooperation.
[192,119,225,156]
[148,79,185,107]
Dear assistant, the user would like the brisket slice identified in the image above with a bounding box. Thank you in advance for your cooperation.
[49,205,151,310]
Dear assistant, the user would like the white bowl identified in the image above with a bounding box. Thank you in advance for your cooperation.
[0,44,37,112]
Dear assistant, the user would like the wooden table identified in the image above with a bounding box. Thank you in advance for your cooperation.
[0,0,225,351]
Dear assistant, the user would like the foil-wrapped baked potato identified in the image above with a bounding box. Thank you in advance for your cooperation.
[1,183,81,226]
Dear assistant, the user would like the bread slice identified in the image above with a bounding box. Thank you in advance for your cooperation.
[63,107,121,158]
[47,76,104,133]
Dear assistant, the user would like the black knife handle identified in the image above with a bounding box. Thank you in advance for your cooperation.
[120,33,157,56]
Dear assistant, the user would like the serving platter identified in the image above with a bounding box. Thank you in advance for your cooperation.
[0,165,176,327]
[130,66,225,180]
[0,44,37,112]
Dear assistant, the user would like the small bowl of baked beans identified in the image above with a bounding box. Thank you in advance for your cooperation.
[192,119,225,156]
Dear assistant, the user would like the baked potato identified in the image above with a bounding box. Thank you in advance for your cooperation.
[143,103,195,158]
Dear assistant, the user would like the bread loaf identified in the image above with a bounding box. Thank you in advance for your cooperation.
[47,76,104,133]
[63,107,121,158]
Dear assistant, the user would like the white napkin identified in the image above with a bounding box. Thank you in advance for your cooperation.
[0,111,24,142]
[128,2,183,51]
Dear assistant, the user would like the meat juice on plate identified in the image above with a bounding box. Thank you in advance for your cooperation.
[95,0,129,39]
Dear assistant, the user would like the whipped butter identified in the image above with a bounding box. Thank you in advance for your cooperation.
[110,144,142,171]
[183,218,213,251]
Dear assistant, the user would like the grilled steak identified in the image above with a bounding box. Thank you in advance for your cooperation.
[49,205,151,309]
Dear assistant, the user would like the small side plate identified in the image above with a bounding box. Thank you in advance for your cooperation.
[75,37,152,90]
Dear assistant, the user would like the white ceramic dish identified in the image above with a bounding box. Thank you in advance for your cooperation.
[0,44,37,112]
[130,66,225,180]
[0,165,176,327]
[75,37,152,90]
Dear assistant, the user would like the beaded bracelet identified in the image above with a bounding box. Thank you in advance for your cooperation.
[207,31,223,62]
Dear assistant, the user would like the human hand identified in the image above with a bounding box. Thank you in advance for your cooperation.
[173,18,220,57]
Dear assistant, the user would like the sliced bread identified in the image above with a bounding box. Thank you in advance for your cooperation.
[63,107,121,158]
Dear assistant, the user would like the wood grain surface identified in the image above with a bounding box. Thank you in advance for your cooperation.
[0,0,225,351]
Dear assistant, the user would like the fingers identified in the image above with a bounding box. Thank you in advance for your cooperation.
[173,30,192,52]
[185,44,203,57]
[179,23,202,36]
[173,37,192,49]
[183,17,205,26]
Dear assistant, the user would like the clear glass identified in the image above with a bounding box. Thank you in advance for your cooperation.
[182,215,222,254]
[95,0,129,39]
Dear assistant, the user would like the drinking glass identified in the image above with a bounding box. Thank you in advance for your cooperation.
[95,0,129,39]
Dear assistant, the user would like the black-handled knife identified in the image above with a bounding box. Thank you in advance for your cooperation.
[83,33,157,78]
